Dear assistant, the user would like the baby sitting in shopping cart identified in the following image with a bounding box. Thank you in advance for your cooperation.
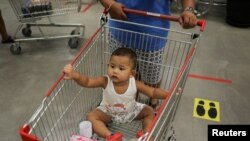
[63,47,169,141]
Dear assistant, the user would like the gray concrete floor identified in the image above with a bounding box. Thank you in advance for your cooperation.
[0,1,250,141]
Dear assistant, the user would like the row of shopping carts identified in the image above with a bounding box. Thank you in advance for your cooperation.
[17,1,206,141]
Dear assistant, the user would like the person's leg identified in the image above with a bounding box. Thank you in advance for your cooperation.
[87,109,112,138]
[0,10,14,43]
[0,10,8,40]
[137,48,164,109]
[134,105,155,131]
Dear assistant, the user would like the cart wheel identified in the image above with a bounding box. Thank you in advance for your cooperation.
[68,29,81,48]
[71,29,77,35]
[10,44,21,55]
[68,37,79,49]
[70,28,83,37]
[22,27,32,37]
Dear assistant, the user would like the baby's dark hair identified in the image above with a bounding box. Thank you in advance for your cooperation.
[111,47,137,69]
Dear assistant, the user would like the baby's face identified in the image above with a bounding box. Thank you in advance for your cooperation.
[108,55,134,83]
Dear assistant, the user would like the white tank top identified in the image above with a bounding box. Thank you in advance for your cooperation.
[100,76,137,115]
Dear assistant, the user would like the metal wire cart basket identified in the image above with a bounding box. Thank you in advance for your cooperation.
[19,8,205,141]
[8,0,85,54]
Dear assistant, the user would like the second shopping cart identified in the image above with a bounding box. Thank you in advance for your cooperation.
[9,0,86,54]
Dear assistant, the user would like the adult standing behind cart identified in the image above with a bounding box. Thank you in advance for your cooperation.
[99,0,197,108]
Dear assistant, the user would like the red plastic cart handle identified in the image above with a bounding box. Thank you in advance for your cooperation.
[123,8,206,32]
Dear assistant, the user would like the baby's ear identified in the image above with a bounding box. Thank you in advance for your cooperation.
[131,69,137,76]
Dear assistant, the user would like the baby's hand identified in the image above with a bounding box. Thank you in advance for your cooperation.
[63,64,75,80]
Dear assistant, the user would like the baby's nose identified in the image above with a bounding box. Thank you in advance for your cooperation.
[113,67,119,73]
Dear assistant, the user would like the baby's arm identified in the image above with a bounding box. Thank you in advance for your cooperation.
[136,80,169,99]
[63,64,106,88]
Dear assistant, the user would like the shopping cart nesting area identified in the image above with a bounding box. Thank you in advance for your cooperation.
[19,8,205,141]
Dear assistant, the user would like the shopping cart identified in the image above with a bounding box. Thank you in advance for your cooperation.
[19,8,205,141]
[8,0,86,55]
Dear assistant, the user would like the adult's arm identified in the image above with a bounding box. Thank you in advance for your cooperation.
[99,0,128,20]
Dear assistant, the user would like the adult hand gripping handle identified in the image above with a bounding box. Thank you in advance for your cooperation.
[123,8,206,32]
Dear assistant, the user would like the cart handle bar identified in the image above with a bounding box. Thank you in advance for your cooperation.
[123,8,205,32]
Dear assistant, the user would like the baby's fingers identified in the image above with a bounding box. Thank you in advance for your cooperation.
[63,64,73,79]
[63,75,71,80]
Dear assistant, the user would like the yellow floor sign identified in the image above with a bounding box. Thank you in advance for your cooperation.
[193,98,220,122]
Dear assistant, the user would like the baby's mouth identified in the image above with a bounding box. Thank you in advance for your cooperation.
[111,75,118,80]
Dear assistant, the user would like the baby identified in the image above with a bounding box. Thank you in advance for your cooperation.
[63,47,169,140]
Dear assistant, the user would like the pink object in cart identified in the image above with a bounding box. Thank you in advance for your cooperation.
[70,135,97,141]
[106,132,123,141]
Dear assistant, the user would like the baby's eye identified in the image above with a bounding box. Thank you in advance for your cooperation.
[110,65,115,68]
[119,67,125,71]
